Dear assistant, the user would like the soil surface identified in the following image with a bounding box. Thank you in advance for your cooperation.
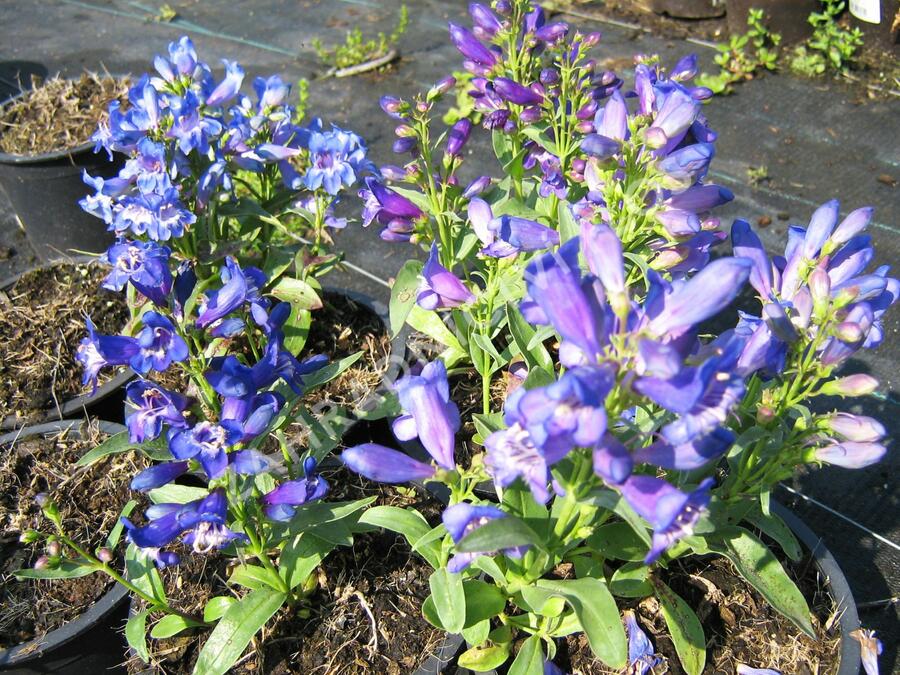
[0,261,129,424]
[558,551,841,674]
[129,467,446,674]
[0,422,148,649]
[301,291,392,413]
[0,73,129,155]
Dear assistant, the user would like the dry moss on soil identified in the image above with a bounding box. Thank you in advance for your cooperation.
[0,262,129,423]
[301,291,391,412]
[0,421,149,649]
[0,73,129,156]
[560,552,841,674]
[129,468,445,675]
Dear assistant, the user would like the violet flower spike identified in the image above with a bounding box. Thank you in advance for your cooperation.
[341,443,436,483]
[392,360,460,469]
[417,244,475,310]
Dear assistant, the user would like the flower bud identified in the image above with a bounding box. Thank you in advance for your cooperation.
[756,406,776,425]
[342,444,436,483]
[446,119,473,157]
[97,547,114,563]
[815,441,886,469]
[575,120,594,134]
[380,164,407,181]
[379,95,406,120]
[582,31,602,48]
[463,175,492,199]
[831,285,859,309]
[34,555,50,570]
[820,374,879,397]
[572,158,586,173]
[428,75,457,99]
[834,321,864,343]
[826,413,885,442]
[539,68,560,86]
[535,22,569,44]
[46,540,61,557]
[495,0,512,15]
[392,137,418,154]
[394,124,416,138]
[34,492,50,507]
[644,127,668,149]
[809,267,831,316]
[493,77,543,106]
[576,100,599,120]
[19,529,41,544]
[519,106,542,124]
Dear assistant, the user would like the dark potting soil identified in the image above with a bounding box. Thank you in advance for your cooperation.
[301,291,392,412]
[0,73,129,156]
[0,262,129,423]
[130,467,446,674]
[558,552,840,674]
[0,422,149,649]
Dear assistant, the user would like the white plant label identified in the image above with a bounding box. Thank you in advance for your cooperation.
[849,0,881,24]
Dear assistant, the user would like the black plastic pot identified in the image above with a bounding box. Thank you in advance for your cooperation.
[0,88,124,262]
[0,419,131,674]
[726,0,820,44]
[455,501,862,675]
[0,257,134,430]
[650,0,726,19]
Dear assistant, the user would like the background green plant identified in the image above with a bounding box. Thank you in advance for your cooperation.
[696,8,781,95]
[312,4,408,71]
[790,0,864,77]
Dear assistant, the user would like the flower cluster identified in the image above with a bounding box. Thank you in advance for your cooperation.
[81,36,374,260]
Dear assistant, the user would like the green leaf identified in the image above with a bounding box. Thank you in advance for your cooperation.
[458,642,511,672]
[193,588,286,675]
[204,596,237,623]
[656,581,706,675]
[518,585,566,617]
[105,499,138,549]
[148,484,208,505]
[358,505,440,569]
[535,578,626,668]
[463,579,506,627]
[609,562,653,598]
[300,352,363,391]
[429,568,466,633]
[282,303,311,355]
[229,564,285,592]
[278,498,376,538]
[508,634,544,675]
[557,201,579,243]
[125,609,150,663]
[587,522,649,562]
[506,305,552,373]
[520,124,558,156]
[717,528,814,637]
[406,304,464,352]
[456,515,543,554]
[150,614,202,639]
[279,533,335,590]
[744,510,802,562]
[584,489,652,546]
[76,432,170,466]
[470,332,504,367]
[125,544,166,603]
[461,618,492,647]
[270,276,322,309]
[15,560,95,580]
[389,260,424,336]
[472,412,505,445]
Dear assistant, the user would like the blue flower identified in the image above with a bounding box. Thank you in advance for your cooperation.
[484,422,552,503]
[101,240,172,306]
[206,59,244,107]
[130,461,190,492]
[112,188,196,241]
[168,421,242,479]
[625,610,662,674]
[169,91,223,155]
[304,120,375,196]
[262,457,329,521]
[417,244,475,310]
[76,318,139,393]
[196,257,266,329]
[342,443,437,483]
[468,198,559,258]
[120,138,171,194]
[391,360,461,470]
[442,503,528,573]
[130,312,189,375]
[220,392,284,443]
[125,380,191,443]
[79,171,131,224]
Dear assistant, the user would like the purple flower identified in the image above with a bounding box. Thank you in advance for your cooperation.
[649,86,700,147]
[484,423,552,503]
[205,59,244,107]
[254,74,290,110]
[625,610,662,674]
[417,244,475,310]
[168,421,242,479]
[619,476,714,563]
[130,311,189,375]
[469,3,502,37]
[263,457,329,521]
[123,489,247,559]
[101,240,172,306]
[220,392,285,443]
[468,198,558,257]
[814,442,886,469]
[392,360,460,470]
[76,318,139,393]
[359,177,423,242]
[463,175,493,199]
[342,443,436,482]
[130,461,190,492]
[197,257,265,329]
[632,427,735,471]
[448,22,498,66]
[580,133,620,159]
[125,380,191,443]
[505,365,614,458]
[79,171,131,224]
[825,413,885,442]
[494,78,543,106]
[304,121,375,195]
[445,118,473,158]
[658,143,715,182]
[442,503,528,573]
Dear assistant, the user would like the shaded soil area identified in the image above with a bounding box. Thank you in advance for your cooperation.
[0,422,148,649]
[129,468,446,674]
[0,261,129,424]
[0,73,129,155]
[559,553,841,674]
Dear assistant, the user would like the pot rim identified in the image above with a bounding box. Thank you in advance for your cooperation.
[0,419,130,666]
[0,76,131,164]
[0,255,135,430]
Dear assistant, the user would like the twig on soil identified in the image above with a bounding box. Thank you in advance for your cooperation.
[353,590,379,656]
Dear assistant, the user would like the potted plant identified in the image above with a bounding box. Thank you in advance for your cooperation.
[336,2,891,673]
[0,72,130,260]
[0,419,138,673]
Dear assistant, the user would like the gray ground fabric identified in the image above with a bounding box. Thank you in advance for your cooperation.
[1,0,897,668]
